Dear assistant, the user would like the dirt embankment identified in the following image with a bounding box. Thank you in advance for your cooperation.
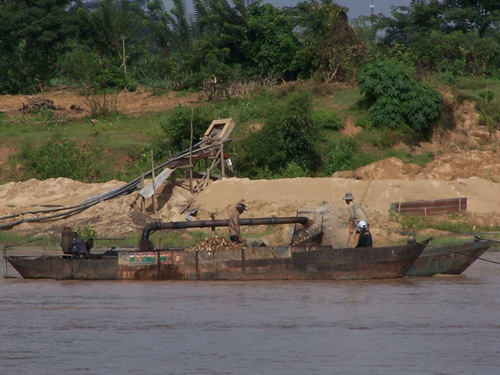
[1,89,500,247]
[0,88,203,181]
[0,88,202,119]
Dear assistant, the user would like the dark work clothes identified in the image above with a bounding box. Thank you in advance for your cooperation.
[70,237,87,257]
[355,229,373,247]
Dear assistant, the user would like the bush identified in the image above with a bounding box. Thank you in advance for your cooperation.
[324,137,358,174]
[130,56,177,89]
[160,106,215,154]
[281,162,308,178]
[355,113,374,129]
[76,225,98,238]
[368,95,406,130]
[358,58,442,136]
[236,90,321,178]
[61,47,137,93]
[20,139,103,182]
[0,54,38,94]
[362,127,403,148]
[477,90,500,133]
[85,93,119,118]
[233,91,281,123]
[312,110,343,130]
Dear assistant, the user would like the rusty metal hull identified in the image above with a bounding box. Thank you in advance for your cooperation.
[6,255,118,280]
[406,240,491,276]
[6,242,425,281]
[288,244,425,280]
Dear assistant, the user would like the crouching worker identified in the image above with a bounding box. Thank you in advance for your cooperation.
[355,221,372,248]
[70,236,88,258]
[60,227,93,258]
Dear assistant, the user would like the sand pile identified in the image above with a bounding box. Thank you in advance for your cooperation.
[333,151,500,181]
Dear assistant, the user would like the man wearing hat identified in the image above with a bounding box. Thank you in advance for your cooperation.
[343,192,369,245]
[229,203,247,243]
[355,221,372,247]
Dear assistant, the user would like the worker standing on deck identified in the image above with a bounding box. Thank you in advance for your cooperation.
[343,192,369,246]
[355,221,372,247]
[229,203,247,243]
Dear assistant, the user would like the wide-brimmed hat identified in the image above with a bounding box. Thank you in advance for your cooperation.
[343,192,354,201]
[236,203,247,211]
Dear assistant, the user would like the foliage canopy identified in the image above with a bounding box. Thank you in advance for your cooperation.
[235,90,321,178]
[358,58,442,135]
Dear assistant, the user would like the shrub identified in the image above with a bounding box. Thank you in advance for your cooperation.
[358,58,442,136]
[368,95,406,130]
[477,90,500,133]
[233,91,281,123]
[61,47,137,93]
[85,93,119,118]
[324,137,358,174]
[130,56,177,89]
[160,106,215,154]
[362,127,402,148]
[0,54,38,94]
[76,225,98,238]
[20,139,103,182]
[281,162,308,178]
[355,113,374,129]
[236,90,320,178]
[312,110,343,130]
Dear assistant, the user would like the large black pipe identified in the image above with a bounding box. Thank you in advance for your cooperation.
[141,216,309,241]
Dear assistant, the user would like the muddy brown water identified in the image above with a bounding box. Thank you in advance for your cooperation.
[1,249,500,375]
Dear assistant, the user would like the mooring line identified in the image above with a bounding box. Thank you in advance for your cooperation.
[476,257,500,266]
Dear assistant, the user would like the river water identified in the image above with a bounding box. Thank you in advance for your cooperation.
[1,251,500,375]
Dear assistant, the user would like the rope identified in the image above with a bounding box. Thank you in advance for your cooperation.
[476,257,500,266]
[376,232,500,266]
[425,240,500,267]
[3,237,44,250]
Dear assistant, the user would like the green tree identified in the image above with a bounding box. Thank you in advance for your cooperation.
[236,90,321,178]
[443,0,500,37]
[350,16,379,53]
[142,0,368,88]
[137,0,191,88]
[145,0,192,55]
[0,0,77,93]
[78,0,146,78]
[294,0,366,83]
[243,3,301,80]
[379,0,446,47]
[376,0,500,77]
[186,0,249,83]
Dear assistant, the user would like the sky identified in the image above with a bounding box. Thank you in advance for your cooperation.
[261,0,410,18]
[162,1,412,19]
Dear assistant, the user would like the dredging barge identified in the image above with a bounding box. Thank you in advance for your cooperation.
[5,215,426,281]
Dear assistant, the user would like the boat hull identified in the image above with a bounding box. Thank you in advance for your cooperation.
[6,255,118,280]
[6,243,425,281]
[406,240,491,276]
